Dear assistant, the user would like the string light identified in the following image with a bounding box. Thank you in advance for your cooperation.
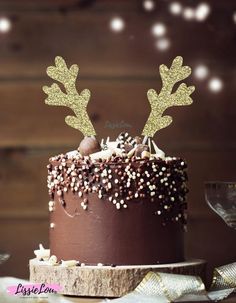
[110,17,125,32]
[194,65,209,80]
[155,38,170,51]
[195,3,211,21]
[151,23,166,37]
[169,2,182,15]
[183,7,195,20]
[208,78,223,92]
[143,0,155,12]
[0,17,11,33]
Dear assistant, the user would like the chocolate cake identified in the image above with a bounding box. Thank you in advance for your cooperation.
[47,134,188,265]
[40,55,194,267]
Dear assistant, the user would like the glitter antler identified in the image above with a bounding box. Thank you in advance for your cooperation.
[142,56,195,138]
[43,56,96,136]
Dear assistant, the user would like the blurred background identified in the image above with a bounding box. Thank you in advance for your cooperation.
[0,0,235,282]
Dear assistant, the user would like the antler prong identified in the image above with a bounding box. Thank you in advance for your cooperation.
[142,56,195,137]
[43,56,96,136]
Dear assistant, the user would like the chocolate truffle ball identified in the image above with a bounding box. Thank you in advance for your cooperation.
[79,136,101,156]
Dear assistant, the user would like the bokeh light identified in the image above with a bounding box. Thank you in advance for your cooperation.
[208,78,223,92]
[143,0,155,12]
[110,17,125,32]
[0,17,11,33]
[195,3,211,21]
[194,65,209,80]
[151,23,166,37]
[155,38,170,51]
[169,2,182,15]
[183,7,195,20]
[233,12,236,23]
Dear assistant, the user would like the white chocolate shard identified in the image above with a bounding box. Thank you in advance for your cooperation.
[90,149,113,160]
[61,260,78,267]
[127,146,136,158]
[66,150,81,159]
[34,244,50,260]
[48,255,58,265]
[152,140,165,159]
[106,141,119,149]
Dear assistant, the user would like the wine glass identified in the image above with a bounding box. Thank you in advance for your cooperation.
[0,252,10,265]
[205,182,236,229]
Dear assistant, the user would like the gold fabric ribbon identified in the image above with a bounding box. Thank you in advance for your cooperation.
[108,262,236,302]
[134,262,236,302]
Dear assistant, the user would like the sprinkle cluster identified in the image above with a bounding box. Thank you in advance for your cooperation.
[47,150,188,226]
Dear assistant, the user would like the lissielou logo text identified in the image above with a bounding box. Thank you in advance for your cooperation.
[7,283,61,297]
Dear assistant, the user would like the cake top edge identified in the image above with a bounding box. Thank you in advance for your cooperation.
[48,132,185,166]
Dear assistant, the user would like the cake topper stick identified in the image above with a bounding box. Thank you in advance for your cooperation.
[43,56,96,137]
[142,56,195,138]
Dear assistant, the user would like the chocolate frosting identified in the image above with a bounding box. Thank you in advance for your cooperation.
[50,192,184,264]
[48,154,187,265]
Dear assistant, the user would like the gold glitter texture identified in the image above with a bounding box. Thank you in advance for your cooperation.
[43,56,96,136]
[142,56,195,137]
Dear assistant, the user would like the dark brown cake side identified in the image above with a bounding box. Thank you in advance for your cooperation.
[47,153,188,265]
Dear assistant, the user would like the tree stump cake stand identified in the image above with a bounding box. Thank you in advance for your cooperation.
[29,258,206,297]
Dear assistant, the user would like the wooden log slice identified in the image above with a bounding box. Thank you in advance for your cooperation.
[29,258,206,297]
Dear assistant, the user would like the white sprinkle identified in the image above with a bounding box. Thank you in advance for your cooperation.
[116,203,121,209]
[78,191,83,197]
[114,179,119,184]
[123,204,128,208]
[49,206,54,212]
[157,210,161,215]
[170,197,175,201]
[150,191,155,196]
[82,205,88,210]
[120,199,124,204]
[134,193,139,198]
[97,263,103,267]
[50,223,55,228]
[162,167,166,171]
[164,205,168,209]
[115,192,119,197]
[108,182,112,189]
[113,199,117,204]
[48,201,54,207]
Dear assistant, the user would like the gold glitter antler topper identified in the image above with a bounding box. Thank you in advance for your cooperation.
[43,56,96,136]
[142,56,195,138]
